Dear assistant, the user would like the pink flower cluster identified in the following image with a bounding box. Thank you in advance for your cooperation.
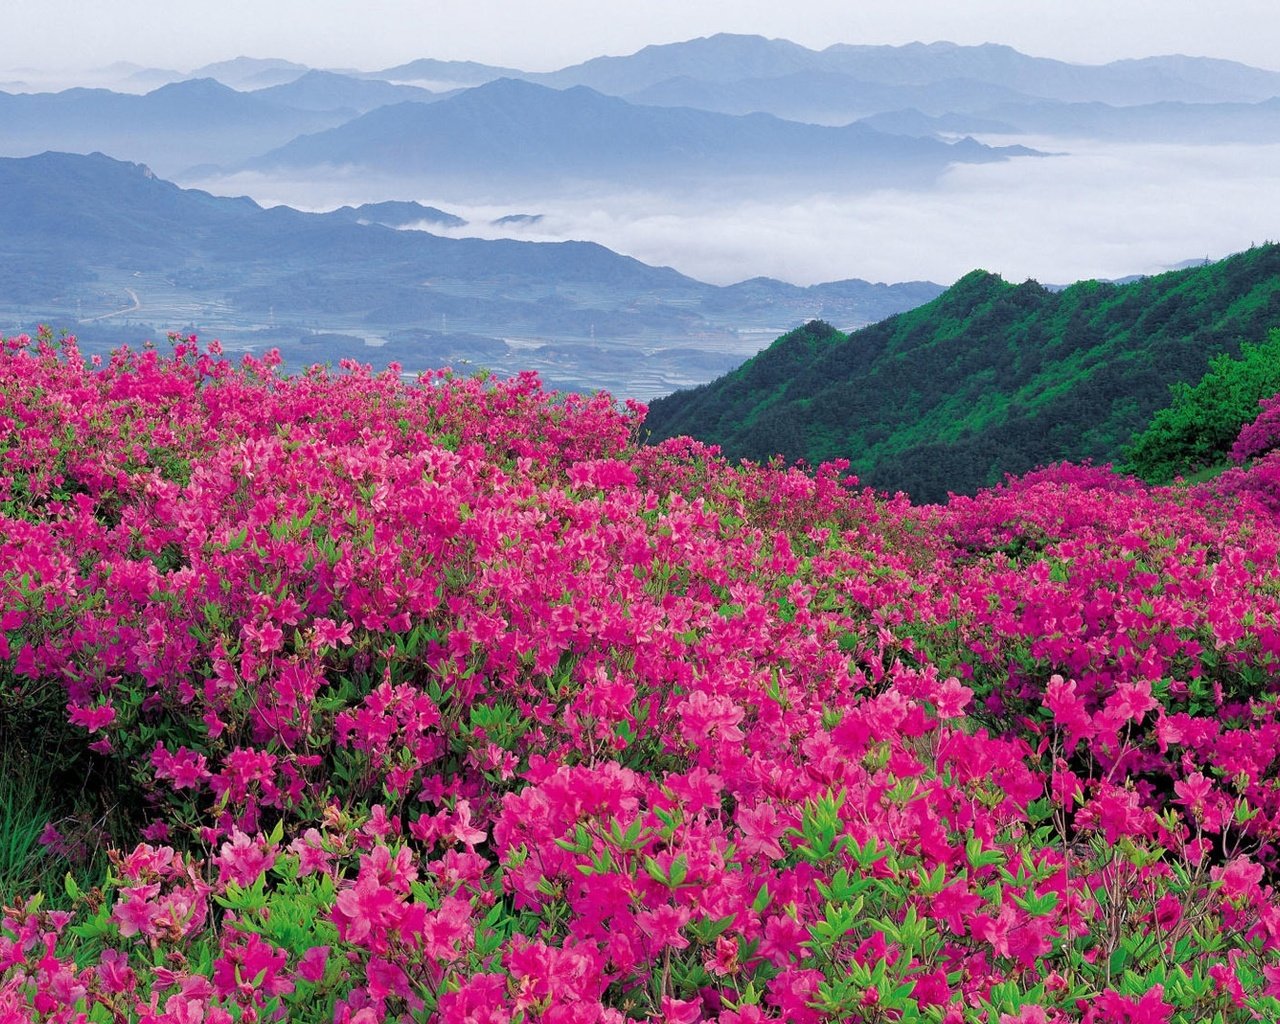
[1231,393,1280,464]
[3,331,1280,1020]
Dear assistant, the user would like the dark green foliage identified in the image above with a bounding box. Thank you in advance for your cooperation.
[644,245,1280,502]
[1124,328,1280,481]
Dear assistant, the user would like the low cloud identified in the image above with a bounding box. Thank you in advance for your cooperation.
[189,140,1280,288]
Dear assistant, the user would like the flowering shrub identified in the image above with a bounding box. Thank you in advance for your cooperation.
[1231,392,1280,465]
[5,329,1280,1021]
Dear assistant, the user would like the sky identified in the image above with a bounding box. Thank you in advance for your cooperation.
[3,0,1279,74]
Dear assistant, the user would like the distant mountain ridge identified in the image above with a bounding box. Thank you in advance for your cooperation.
[643,245,1280,502]
[866,95,1280,144]
[368,57,525,88]
[29,36,1280,108]
[327,200,466,229]
[189,56,311,89]
[624,71,1031,124]
[250,70,438,113]
[246,76,1036,195]
[4,34,1278,182]
[524,34,1280,109]
[0,78,349,174]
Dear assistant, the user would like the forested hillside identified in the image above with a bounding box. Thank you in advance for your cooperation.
[1125,328,1280,481]
[644,244,1280,501]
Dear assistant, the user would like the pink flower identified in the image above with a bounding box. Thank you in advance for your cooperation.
[1174,772,1213,814]
[705,935,739,977]
[96,948,136,995]
[151,744,211,790]
[1043,675,1095,751]
[1001,1008,1048,1024]
[677,690,745,745]
[215,830,277,888]
[934,677,973,719]
[113,884,162,938]
[68,701,116,732]
[1106,679,1159,726]
[436,973,511,1024]
[658,996,701,1024]
[759,913,808,965]
[212,931,292,1003]
[1212,857,1265,901]
[930,881,983,936]
[1086,985,1173,1024]
[636,905,691,952]
[297,945,329,983]
[313,616,354,648]
[737,801,785,861]
[290,828,335,876]
[1075,784,1151,844]
[450,800,487,849]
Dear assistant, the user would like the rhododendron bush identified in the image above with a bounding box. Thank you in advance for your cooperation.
[6,329,1280,1022]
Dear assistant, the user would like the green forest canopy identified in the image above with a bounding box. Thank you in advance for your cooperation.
[644,243,1280,502]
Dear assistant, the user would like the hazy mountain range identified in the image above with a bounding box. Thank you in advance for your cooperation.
[244,77,1034,196]
[521,36,1280,106]
[0,33,1276,403]
[0,79,351,174]
[2,33,1277,185]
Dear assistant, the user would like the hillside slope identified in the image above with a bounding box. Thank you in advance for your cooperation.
[644,245,1280,502]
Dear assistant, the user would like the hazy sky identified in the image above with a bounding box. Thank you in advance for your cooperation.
[3,0,1279,73]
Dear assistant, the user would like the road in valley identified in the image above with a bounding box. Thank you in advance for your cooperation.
[79,288,140,324]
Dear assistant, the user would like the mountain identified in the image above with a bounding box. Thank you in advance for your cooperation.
[246,77,1036,196]
[122,67,186,90]
[250,70,437,113]
[367,57,524,88]
[643,246,1280,502]
[625,71,1033,125]
[817,41,1280,105]
[534,34,822,94]
[0,151,689,286]
[699,276,945,324]
[916,96,1280,144]
[535,34,1280,106]
[856,108,1017,137]
[0,79,350,175]
[327,200,466,229]
[189,56,311,89]
[0,152,940,398]
[359,36,1280,114]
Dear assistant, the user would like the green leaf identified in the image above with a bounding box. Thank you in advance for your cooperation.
[644,856,668,887]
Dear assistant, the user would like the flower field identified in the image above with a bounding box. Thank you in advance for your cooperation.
[6,330,1280,1021]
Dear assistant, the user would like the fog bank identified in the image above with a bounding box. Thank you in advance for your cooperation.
[189,139,1280,288]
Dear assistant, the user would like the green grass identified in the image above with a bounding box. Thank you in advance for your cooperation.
[0,747,107,909]
[1178,461,1235,485]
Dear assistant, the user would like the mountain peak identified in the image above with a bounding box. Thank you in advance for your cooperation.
[191,56,309,76]
[148,77,240,98]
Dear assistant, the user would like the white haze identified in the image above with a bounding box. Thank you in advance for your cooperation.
[187,139,1280,288]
